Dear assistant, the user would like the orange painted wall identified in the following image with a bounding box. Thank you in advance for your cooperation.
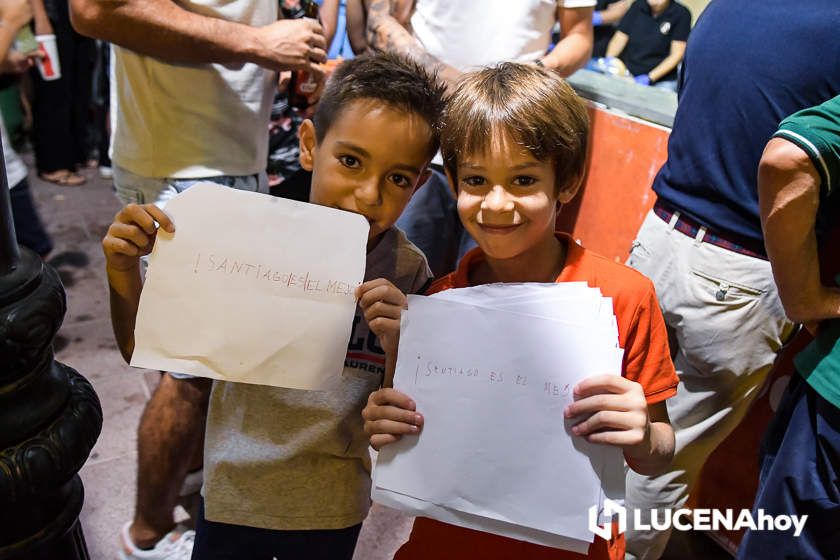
[556,105,670,261]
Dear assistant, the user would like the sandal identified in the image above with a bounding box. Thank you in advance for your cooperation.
[39,170,86,186]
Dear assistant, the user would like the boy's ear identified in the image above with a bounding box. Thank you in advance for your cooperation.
[299,119,317,172]
[556,175,583,204]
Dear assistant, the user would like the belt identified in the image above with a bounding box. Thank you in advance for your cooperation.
[653,200,768,260]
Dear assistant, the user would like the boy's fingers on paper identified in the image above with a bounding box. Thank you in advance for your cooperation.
[364,418,421,438]
[109,223,153,250]
[573,374,635,397]
[358,282,406,309]
[570,410,637,436]
[356,278,392,299]
[120,203,158,234]
[144,204,176,233]
[363,404,423,426]
[368,388,416,411]
[585,428,646,447]
[370,433,401,451]
[103,236,140,258]
[564,393,630,418]
[366,307,402,327]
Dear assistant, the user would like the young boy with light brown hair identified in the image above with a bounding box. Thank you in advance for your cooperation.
[356,63,678,559]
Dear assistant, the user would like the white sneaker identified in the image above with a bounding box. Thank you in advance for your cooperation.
[99,165,113,179]
[117,522,195,560]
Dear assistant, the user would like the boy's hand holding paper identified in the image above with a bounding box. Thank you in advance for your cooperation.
[129,182,369,390]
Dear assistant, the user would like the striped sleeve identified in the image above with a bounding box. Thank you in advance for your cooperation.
[773,95,840,197]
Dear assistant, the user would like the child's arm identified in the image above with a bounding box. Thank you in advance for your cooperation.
[565,374,675,476]
[102,203,175,363]
[355,277,407,386]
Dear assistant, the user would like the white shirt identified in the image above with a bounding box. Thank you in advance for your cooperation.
[411,0,596,72]
[112,1,277,179]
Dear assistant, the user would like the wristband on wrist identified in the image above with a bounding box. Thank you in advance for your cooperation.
[592,11,603,26]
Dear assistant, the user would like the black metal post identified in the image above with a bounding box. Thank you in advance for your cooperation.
[0,128,102,559]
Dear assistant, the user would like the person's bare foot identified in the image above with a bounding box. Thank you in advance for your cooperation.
[39,169,86,186]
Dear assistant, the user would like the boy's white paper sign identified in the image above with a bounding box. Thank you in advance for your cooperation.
[372,286,625,549]
[130,182,369,390]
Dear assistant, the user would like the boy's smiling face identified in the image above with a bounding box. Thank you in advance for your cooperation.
[300,99,433,246]
[453,130,578,262]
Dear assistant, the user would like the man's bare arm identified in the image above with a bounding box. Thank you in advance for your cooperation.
[365,0,459,85]
[759,138,840,324]
[346,0,368,53]
[539,6,593,77]
[70,0,326,72]
[320,0,340,51]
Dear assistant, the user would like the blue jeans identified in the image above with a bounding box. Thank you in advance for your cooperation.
[395,167,476,277]
[192,499,362,560]
[113,165,266,207]
[736,374,840,559]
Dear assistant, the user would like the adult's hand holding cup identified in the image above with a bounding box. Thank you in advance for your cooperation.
[34,34,60,81]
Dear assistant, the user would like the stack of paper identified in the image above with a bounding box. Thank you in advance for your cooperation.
[372,283,626,553]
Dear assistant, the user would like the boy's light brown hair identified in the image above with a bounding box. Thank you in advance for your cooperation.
[441,63,590,193]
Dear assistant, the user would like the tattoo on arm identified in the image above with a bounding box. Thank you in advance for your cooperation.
[365,0,446,72]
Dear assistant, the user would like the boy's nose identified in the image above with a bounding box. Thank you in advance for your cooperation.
[354,178,383,207]
[481,185,515,213]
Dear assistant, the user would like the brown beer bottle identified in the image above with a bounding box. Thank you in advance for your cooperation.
[288,0,320,110]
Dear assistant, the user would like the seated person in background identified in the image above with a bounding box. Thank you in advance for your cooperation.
[606,0,690,91]
[592,0,630,58]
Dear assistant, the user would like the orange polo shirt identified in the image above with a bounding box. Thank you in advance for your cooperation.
[395,234,678,560]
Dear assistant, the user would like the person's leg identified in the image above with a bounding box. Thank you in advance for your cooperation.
[623,210,795,560]
[69,31,96,168]
[395,168,462,277]
[9,179,53,257]
[130,374,211,548]
[29,11,79,177]
[736,378,840,559]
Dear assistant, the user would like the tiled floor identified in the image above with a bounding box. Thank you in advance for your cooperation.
[24,155,728,559]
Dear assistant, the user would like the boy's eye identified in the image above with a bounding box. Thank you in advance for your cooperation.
[390,174,412,188]
[462,175,486,187]
[339,155,361,168]
[513,175,537,186]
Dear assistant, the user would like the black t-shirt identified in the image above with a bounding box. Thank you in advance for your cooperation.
[617,0,690,82]
[593,0,625,58]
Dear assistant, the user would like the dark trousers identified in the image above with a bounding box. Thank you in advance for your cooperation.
[29,0,95,173]
[191,499,362,560]
[10,178,53,256]
[736,374,840,559]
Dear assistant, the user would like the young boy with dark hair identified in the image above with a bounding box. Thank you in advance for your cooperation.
[358,62,678,559]
[102,52,445,559]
